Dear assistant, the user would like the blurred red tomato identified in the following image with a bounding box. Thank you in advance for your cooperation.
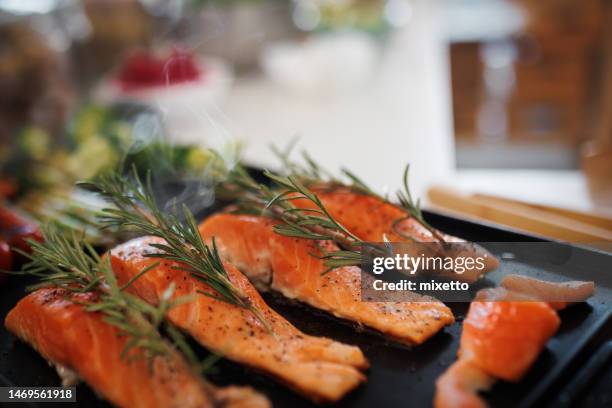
[9,226,42,254]
[0,240,12,283]
[0,204,41,257]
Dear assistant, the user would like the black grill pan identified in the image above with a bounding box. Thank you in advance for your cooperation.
[0,199,610,408]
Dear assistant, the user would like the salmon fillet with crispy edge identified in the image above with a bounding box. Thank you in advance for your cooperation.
[109,236,368,403]
[198,214,455,345]
[305,188,500,282]
[4,288,269,408]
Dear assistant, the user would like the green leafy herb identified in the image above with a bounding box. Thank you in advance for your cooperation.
[78,169,270,331]
[20,224,206,370]
[271,145,446,243]
[222,165,366,273]
[221,143,446,272]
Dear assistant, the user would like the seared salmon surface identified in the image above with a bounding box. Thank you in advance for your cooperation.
[199,214,455,345]
[5,288,269,408]
[109,236,368,403]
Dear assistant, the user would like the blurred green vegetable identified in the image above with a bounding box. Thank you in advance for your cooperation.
[7,103,232,247]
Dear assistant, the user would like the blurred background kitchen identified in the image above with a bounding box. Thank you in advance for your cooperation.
[1,0,612,243]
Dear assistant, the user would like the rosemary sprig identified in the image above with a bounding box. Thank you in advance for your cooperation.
[223,166,368,273]
[270,144,340,188]
[78,170,270,331]
[272,146,445,243]
[20,224,206,370]
[342,164,446,243]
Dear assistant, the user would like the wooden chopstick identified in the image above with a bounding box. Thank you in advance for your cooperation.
[427,186,612,248]
[471,193,612,231]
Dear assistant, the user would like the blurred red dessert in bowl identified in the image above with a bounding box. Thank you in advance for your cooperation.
[95,47,232,141]
[116,48,204,92]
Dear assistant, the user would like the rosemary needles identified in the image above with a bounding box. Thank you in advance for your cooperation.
[21,224,203,369]
[342,164,446,243]
[222,147,445,273]
[272,146,446,243]
[223,165,367,273]
[78,170,270,330]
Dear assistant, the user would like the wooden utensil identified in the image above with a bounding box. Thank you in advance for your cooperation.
[427,186,612,249]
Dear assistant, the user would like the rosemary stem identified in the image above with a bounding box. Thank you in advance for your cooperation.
[264,203,360,250]
[80,170,272,331]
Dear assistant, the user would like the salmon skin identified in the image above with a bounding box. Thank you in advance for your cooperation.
[304,188,499,282]
[198,214,454,345]
[5,288,269,408]
[109,236,368,403]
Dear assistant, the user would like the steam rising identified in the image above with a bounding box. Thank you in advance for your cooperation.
[100,43,239,220]
[124,105,236,219]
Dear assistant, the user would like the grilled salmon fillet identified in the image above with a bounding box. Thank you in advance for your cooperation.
[434,280,592,408]
[198,214,455,345]
[435,299,559,408]
[109,236,368,403]
[436,277,595,408]
[5,288,269,408]
[459,296,560,382]
[305,188,499,282]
